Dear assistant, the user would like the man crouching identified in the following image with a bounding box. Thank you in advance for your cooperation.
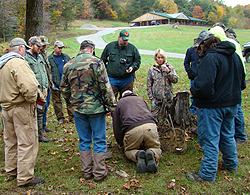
[113,90,162,173]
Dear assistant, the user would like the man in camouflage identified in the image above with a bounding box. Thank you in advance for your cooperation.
[24,36,52,142]
[60,40,116,182]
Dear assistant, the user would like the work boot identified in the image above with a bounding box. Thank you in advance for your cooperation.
[93,153,108,182]
[80,151,93,180]
[38,129,52,142]
[136,150,147,174]
[44,127,53,132]
[39,136,52,142]
[41,129,47,137]
[19,177,45,187]
[186,172,215,183]
[146,150,157,173]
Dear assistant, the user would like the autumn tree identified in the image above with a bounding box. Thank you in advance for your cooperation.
[215,3,226,21]
[159,0,178,13]
[25,0,43,42]
[192,6,203,19]
[83,0,95,19]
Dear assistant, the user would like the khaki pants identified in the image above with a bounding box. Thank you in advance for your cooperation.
[2,102,38,186]
[51,89,74,121]
[123,123,162,163]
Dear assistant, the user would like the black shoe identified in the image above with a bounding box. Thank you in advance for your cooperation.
[39,136,52,142]
[20,177,45,187]
[136,150,147,174]
[146,150,157,173]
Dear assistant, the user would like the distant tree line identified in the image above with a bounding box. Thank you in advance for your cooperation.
[0,0,250,42]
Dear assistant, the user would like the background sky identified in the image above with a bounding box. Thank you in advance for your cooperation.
[223,0,249,7]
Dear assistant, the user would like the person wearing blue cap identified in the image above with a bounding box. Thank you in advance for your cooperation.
[101,29,141,99]
[186,30,246,183]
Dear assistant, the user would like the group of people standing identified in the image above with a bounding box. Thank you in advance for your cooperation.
[0,36,75,186]
[0,23,247,187]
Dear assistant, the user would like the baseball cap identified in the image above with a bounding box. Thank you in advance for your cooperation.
[211,22,227,31]
[40,35,50,45]
[197,30,214,46]
[28,36,44,46]
[80,40,95,49]
[119,29,130,40]
[9,37,31,49]
[225,28,237,38]
[54,40,64,48]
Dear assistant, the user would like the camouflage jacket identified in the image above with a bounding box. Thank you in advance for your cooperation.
[48,52,71,89]
[24,52,48,93]
[60,51,117,114]
[147,63,178,101]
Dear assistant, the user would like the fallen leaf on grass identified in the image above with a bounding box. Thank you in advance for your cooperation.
[224,176,233,181]
[181,168,186,173]
[86,181,96,189]
[168,162,174,166]
[70,167,74,171]
[166,181,175,189]
[58,185,64,188]
[26,189,31,195]
[122,183,131,189]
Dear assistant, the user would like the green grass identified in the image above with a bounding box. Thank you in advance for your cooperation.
[103,25,250,54]
[0,20,250,194]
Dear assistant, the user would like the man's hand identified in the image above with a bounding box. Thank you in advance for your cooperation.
[126,67,133,73]
[188,72,195,80]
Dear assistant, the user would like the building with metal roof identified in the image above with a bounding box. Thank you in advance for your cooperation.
[128,11,207,26]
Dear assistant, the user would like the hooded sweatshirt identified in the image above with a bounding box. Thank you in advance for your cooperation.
[0,52,42,110]
[209,26,246,72]
[190,41,246,108]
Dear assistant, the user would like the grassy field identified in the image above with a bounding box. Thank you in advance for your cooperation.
[0,20,250,194]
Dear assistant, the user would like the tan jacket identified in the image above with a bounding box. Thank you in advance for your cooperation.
[0,58,45,110]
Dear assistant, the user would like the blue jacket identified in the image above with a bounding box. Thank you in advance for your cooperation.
[184,46,199,79]
[191,41,246,108]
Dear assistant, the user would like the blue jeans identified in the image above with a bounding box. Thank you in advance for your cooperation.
[198,106,238,181]
[43,88,51,129]
[190,80,197,115]
[109,76,133,91]
[234,104,247,142]
[74,111,106,153]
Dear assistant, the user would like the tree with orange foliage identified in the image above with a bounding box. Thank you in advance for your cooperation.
[192,6,203,19]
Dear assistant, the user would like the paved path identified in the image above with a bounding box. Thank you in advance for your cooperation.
[76,26,185,59]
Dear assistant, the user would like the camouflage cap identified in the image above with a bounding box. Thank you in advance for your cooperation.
[9,37,31,49]
[54,40,64,48]
[28,36,44,46]
[193,37,199,47]
[119,29,130,40]
[40,35,50,45]
[197,30,214,46]
[225,28,237,38]
[80,40,95,49]
[212,22,227,31]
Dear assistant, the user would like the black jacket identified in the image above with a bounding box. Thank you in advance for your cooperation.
[113,92,156,147]
[190,41,246,108]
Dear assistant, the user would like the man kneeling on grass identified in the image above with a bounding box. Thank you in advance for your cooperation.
[113,90,162,173]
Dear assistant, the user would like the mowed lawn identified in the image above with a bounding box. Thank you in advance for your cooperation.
[0,21,250,194]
